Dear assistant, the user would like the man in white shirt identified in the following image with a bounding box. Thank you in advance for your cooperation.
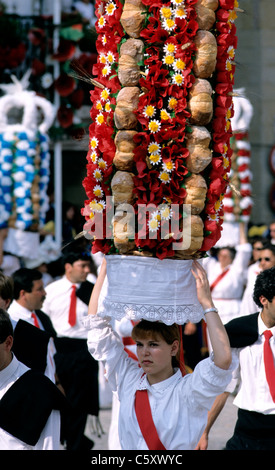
[42,250,98,450]
[239,243,275,317]
[196,266,275,450]
[0,309,66,450]
[8,268,57,383]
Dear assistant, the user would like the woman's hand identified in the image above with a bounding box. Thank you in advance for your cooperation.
[191,260,215,310]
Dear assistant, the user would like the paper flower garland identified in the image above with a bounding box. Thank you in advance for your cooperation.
[82,0,240,259]
[0,72,54,231]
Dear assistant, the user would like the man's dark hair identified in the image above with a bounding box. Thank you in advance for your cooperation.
[0,308,13,343]
[259,243,275,256]
[12,268,42,300]
[62,250,91,267]
[0,272,13,301]
[253,266,275,307]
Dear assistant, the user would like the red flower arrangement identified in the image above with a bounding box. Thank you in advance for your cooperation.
[82,0,239,259]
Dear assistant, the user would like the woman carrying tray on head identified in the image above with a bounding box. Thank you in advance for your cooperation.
[83,258,236,450]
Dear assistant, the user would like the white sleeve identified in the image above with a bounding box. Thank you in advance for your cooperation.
[83,315,139,393]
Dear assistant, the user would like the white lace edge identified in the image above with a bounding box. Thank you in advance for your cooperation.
[99,300,204,325]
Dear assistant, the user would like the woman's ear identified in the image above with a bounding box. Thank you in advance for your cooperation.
[171,340,179,356]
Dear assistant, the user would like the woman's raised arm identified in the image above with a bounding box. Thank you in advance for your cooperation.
[88,257,107,316]
[191,261,232,370]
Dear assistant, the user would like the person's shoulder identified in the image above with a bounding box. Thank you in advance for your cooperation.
[225,313,259,347]
[45,276,65,293]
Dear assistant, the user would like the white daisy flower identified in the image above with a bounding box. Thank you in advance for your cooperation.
[95,113,104,125]
[159,171,171,184]
[98,158,107,171]
[106,1,116,15]
[160,205,173,220]
[173,58,186,72]
[106,51,116,64]
[149,153,162,165]
[90,137,99,149]
[143,105,156,119]
[162,54,175,67]
[93,185,104,198]
[41,73,53,89]
[148,120,161,134]
[148,142,161,155]
[162,160,175,172]
[97,16,106,28]
[101,88,111,101]
[99,53,107,64]
[174,6,187,19]
[101,64,111,77]
[172,73,185,86]
[93,168,103,181]
[148,216,160,233]
[162,18,176,32]
[164,43,177,55]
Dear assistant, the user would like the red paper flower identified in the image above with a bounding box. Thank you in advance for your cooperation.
[57,105,74,128]
[54,73,76,97]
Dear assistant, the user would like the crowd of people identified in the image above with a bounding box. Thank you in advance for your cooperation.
[0,218,275,450]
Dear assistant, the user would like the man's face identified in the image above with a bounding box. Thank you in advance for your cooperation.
[23,279,46,311]
[0,296,10,310]
[0,335,13,371]
[259,249,275,271]
[66,260,91,284]
[252,241,264,261]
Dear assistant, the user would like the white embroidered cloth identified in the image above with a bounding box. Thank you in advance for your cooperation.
[97,255,204,325]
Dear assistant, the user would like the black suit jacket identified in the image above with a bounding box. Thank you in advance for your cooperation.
[12,311,57,373]
[225,312,259,348]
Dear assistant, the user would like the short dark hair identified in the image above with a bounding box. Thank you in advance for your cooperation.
[218,246,236,261]
[12,268,42,300]
[62,250,91,266]
[0,308,13,343]
[0,272,13,301]
[253,266,275,307]
[260,243,275,256]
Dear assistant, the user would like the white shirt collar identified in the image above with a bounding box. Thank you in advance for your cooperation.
[8,300,33,323]
[0,354,19,385]
[137,368,182,392]
[258,312,275,337]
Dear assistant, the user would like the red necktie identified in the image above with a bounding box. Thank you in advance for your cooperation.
[68,284,77,326]
[135,389,166,450]
[31,312,40,329]
[263,330,275,402]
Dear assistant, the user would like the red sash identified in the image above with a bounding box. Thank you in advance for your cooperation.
[210,268,229,292]
[135,389,166,450]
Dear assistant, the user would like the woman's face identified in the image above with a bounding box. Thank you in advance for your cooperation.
[218,248,232,268]
[135,334,179,385]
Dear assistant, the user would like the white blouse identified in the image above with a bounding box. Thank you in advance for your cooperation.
[84,315,236,450]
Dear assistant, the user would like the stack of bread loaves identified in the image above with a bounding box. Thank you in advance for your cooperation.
[82,0,240,260]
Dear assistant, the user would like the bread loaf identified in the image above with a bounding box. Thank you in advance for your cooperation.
[114,87,140,129]
[183,174,208,214]
[118,39,144,87]
[185,126,212,173]
[188,78,213,125]
[113,210,136,253]
[120,0,146,38]
[193,30,217,78]
[195,0,219,30]
[173,215,204,258]
[114,130,137,170]
[111,170,135,206]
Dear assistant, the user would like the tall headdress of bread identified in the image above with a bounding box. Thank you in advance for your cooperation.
[82,0,240,325]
